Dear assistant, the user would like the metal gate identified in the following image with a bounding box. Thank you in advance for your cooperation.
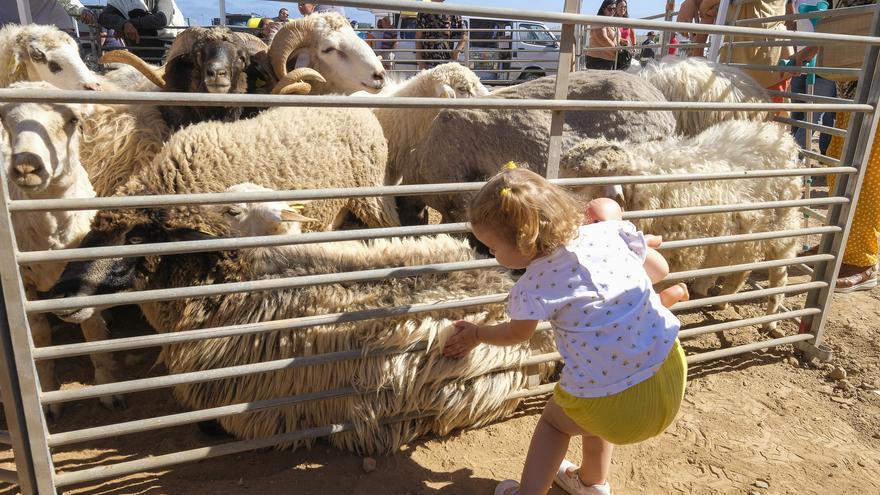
[1,0,879,493]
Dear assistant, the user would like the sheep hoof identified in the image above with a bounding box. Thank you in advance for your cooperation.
[100,394,127,410]
[764,322,784,337]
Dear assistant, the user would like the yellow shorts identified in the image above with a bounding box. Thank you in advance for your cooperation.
[554,339,687,445]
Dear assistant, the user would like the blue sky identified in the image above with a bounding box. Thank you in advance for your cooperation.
[165,1,672,27]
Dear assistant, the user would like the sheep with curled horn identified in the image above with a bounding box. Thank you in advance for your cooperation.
[100,26,324,129]
[268,12,386,95]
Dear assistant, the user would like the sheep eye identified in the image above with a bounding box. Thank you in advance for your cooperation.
[127,236,144,245]
[224,207,242,217]
[67,115,79,126]
[48,61,62,73]
[321,47,336,54]
[29,49,46,62]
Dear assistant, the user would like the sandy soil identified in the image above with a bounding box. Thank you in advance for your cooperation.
[1,278,879,495]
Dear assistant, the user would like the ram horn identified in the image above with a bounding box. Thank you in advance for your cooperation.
[163,27,212,65]
[233,32,269,57]
[271,67,326,95]
[99,50,166,88]
[268,19,314,80]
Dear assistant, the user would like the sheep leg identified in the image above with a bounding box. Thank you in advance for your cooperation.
[691,276,717,298]
[80,313,125,409]
[763,266,788,334]
[714,271,750,310]
[29,312,62,420]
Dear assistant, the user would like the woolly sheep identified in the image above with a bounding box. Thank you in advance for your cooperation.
[0,24,102,90]
[269,12,386,95]
[50,203,555,452]
[559,119,802,330]
[0,83,123,414]
[406,70,677,224]
[636,56,770,137]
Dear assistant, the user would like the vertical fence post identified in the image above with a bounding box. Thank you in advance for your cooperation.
[15,0,32,24]
[545,0,580,179]
[0,286,36,494]
[0,154,57,493]
[707,0,732,61]
[659,0,675,60]
[218,0,226,26]
[799,6,880,357]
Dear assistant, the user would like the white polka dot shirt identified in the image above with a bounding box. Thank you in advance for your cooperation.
[508,221,680,398]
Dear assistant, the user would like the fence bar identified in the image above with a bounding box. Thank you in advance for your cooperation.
[665,254,834,283]
[688,334,814,364]
[735,3,876,25]
[322,0,880,44]
[727,63,861,76]
[799,149,841,167]
[802,6,880,350]
[678,308,822,339]
[670,281,827,311]
[33,294,509,361]
[0,154,56,494]
[658,225,839,251]
[0,89,869,113]
[768,90,855,105]
[773,116,847,137]
[10,167,856,213]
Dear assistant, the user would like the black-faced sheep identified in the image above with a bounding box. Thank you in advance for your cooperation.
[407,70,678,224]
[0,83,123,415]
[560,119,802,330]
[0,23,102,90]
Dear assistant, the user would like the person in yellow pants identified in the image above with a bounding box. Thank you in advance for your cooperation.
[823,110,880,292]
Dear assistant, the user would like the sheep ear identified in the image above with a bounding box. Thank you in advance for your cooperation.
[280,208,318,223]
[439,83,456,99]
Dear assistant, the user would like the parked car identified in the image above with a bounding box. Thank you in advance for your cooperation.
[368,9,559,83]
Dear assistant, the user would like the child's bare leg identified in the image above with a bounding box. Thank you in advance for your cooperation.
[659,282,690,308]
[519,398,611,495]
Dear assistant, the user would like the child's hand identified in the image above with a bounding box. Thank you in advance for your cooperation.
[443,320,480,358]
[645,234,662,248]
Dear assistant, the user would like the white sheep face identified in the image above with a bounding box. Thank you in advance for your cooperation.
[216,183,316,236]
[15,31,102,91]
[429,63,490,99]
[307,17,385,94]
[0,83,92,193]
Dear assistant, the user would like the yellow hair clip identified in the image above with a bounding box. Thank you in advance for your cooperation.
[503,161,518,170]
[291,204,306,210]
[500,187,511,197]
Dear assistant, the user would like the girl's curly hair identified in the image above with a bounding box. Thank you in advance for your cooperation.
[469,166,583,258]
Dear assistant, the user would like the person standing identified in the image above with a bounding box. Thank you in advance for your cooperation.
[584,0,619,70]
[273,7,289,22]
[0,0,96,30]
[98,0,172,61]
[415,0,467,70]
[640,31,657,62]
[370,16,398,69]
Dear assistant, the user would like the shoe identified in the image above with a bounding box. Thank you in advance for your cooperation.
[555,460,612,495]
[494,479,519,495]
[835,264,878,293]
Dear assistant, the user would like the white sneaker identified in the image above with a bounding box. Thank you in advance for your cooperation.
[555,460,612,495]
[494,479,519,495]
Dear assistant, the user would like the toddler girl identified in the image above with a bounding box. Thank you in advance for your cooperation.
[444,168,687,495]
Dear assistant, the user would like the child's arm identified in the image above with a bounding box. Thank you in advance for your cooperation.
[643,247,670,284]
[443,319,539,358]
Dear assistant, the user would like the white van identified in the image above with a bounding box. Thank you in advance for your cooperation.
[369,11,559,82]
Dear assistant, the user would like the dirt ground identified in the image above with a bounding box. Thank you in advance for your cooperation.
[2,276,879,495]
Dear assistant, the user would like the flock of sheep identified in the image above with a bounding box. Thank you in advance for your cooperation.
[0,13,802,454]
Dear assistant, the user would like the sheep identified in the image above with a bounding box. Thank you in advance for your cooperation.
[269,12,386,95]
[559,119,802,330]
[369,63,489,224]
[0,82,123,415]
[0,23,102,90]
[49,200,555,452]
[213,183,317,237]
[99,27,323,129]
[406,70,678,224]
[635,56,771,137]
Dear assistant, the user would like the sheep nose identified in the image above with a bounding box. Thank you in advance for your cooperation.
[373,70,385,82]
[82,81,101,91]
[206,65,228,79]
[11,152,46,187]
